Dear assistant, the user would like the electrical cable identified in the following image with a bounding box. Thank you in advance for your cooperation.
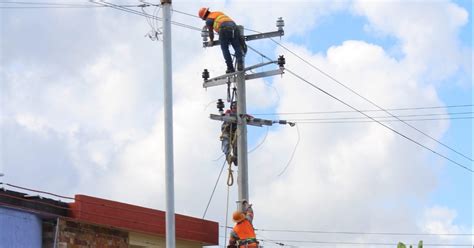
[90,1,202,31]
[171,8,199,19]
[277,124,300,176]
[294,116,473,124]
[286,112,473,121]
[202,159,227,219]
[251,104,474,116]
[285,68,473,173]
[248,126,269,154]
[3,183,74,200]
[270,38,472,162]
[256,228,474,236]
[259,238,472,247]
[0,6,105,9]
[244,24,473,163]
[246,45,472,172]
[0,1,137,8]
[2,184,473,246]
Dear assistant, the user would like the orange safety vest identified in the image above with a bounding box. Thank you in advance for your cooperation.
[233,220,257,248]
[207,11,233,33]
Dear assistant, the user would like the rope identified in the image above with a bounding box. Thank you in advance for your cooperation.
[227,163,234,186]
[224,182,231,247]
[202,159,227,219]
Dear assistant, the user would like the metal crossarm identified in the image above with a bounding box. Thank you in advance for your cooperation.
[210,114,272,127]
[203,68,284,88]
[209,114,294,127]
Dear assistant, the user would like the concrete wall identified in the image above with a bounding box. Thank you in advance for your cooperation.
[0,206,42,248]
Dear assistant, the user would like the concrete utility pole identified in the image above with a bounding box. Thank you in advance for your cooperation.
[235,27,249,204]
[161,0,175,247]
[202,18,287,211]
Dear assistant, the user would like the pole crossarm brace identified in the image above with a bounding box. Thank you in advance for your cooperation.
[209,114,295,127]
[202,60,285,89]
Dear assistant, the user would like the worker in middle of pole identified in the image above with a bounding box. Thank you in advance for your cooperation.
[221,101,238,166]
[199,7,244,74]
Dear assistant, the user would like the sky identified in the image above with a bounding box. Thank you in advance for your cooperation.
[0,0,472,247]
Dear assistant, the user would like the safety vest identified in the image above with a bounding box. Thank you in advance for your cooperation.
[233,220,257,247]
[207,11,233,32]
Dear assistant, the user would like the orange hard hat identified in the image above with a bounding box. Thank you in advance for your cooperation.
[198,7,209,20]
[232,211,246,222]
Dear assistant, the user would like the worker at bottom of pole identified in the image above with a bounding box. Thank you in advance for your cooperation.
[228,201,258,248]
[198,7,244,74]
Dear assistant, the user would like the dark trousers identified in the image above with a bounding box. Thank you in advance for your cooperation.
[219,27,243,69]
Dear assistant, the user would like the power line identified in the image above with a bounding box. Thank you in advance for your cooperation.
[240,25,474,163]
[269,39,472,162]
[164,10,473,165]
[285,68,472,172]
[171,8,199,19]
[294,116,473,124]
[260,239,472,247]
[246,44,472,172]
[286,112,473,121]
[0,1,136,8]
[89,1,202,31]
[284,68,472,172]
[256,228,474,236]
[3,183,473,247]
[277,124,300,176]
[250,104,474,116]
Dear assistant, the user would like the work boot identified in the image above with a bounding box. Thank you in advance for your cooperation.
[226,66,235,74]
[237,63,244,71]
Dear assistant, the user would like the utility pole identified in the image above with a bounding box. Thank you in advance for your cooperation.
[235,26,249,204]
[202,18,288,211]
[161,0,175,247]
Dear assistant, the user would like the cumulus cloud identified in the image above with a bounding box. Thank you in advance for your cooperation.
[352,0,469,82]
[0,1,471,247]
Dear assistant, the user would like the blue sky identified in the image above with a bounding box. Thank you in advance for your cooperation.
[1,1,472,247]
[288,0,473,229]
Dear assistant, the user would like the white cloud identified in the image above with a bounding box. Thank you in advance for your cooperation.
[419,206,469,243]
[352,0,469,82]
[1,1,471,247]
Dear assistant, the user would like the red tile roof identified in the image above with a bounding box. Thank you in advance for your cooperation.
[69,195,218,245]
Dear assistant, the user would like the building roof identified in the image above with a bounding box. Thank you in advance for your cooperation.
[69,194,218,245]
[0,186,218,246]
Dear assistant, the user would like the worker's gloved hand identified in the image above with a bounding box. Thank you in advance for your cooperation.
[242,201,252,212]
[207,40,214,46]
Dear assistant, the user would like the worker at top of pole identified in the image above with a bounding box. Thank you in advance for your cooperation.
[227,201,258,248]
[198,7,244,74]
